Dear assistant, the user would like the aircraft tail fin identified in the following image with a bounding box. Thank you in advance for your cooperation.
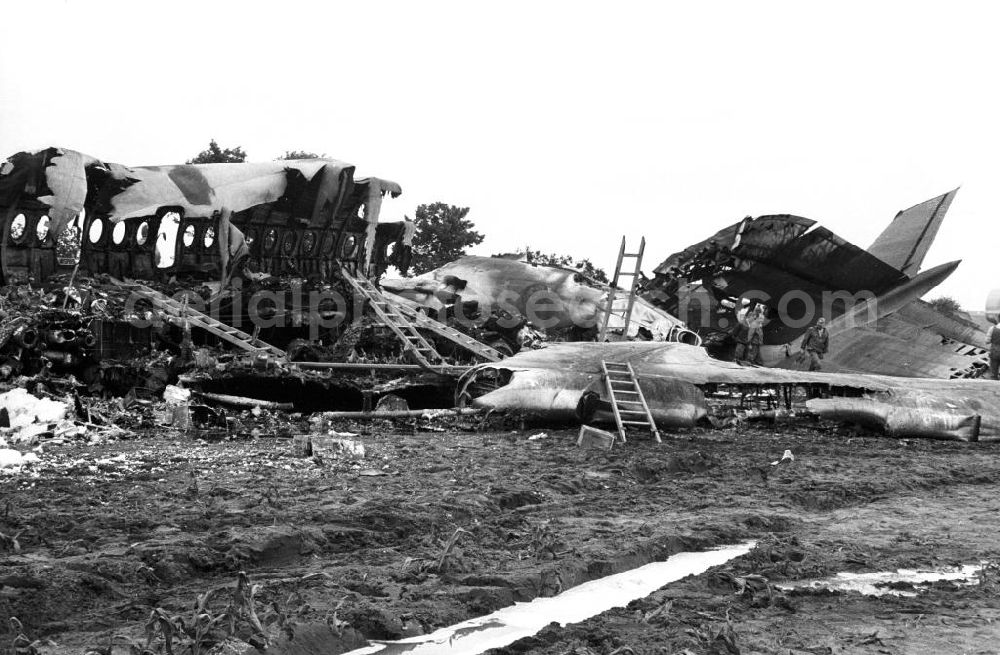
[868,188,958,277]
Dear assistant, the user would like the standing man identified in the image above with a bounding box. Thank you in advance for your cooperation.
[800,317,830,371]
[732,298,752,362]
[987,318,1000,380]
[746,304,766,365]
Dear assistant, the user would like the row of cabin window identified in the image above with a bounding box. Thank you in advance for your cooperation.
[10,211,363,261]
[8,213,53,244]
[246,227,360,259]
[86,216,217,252]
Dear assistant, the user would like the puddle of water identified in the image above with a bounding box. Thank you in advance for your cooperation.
[343,541,756,655]
[778,564,982,597]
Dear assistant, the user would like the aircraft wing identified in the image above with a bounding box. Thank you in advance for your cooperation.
[462,341,1000,440]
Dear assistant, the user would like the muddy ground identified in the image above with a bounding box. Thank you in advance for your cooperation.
[3,416,1000,655]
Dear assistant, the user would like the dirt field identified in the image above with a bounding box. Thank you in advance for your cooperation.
[3,417,1000,655]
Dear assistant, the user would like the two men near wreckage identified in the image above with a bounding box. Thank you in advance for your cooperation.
[731,298,830,371]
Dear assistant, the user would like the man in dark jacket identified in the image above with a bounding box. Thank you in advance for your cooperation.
[801,317,829,371]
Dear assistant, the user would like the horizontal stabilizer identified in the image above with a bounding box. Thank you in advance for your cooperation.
[868,189,958,277]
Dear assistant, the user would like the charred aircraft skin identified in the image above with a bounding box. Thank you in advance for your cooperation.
[641,190,988,378]
[381,255,700,346]
[0,147,412,286]
[460,341,1000,441]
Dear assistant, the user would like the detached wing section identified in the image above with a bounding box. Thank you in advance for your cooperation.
[867,189,958,277]
[647,215,908,344]
[720,216,905,300]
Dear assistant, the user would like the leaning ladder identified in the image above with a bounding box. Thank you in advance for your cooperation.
[112,280,287,358]
[340,267,447,371]
[601,360,661,443]
[340,266,504,365]
[393,303,504,362]
[597,236,646,341]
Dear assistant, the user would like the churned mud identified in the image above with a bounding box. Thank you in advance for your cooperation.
[3,420,1000,654]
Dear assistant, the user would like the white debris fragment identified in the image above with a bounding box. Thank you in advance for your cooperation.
[770,449,795,466]
[162,385,192,404]
[0,388,68,428]
[162,385,192,428]
[0,449,24,469]
[9,422,50,444]
[53,421,87,440]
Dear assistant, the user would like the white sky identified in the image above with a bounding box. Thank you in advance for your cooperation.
[1,0,996,309]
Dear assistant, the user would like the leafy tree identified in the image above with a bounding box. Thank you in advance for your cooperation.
[503,248,609,284]
[929,296,962,315]
[186,139,247,164]
[409,203,484,274]
[278,150,324,160]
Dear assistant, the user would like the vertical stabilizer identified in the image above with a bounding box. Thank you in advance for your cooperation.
[868,188,958,277]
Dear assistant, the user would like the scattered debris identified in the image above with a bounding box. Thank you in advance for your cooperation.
[0,388,68,428]
[311,434,366,459]
[770,449,794,466]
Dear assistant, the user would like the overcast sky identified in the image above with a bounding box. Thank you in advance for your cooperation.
[1,1,996,309]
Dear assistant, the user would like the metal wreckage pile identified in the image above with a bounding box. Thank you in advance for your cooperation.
[0,146,998,450]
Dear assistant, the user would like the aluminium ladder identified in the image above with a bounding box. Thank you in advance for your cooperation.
[601,360,661,443]
[339,266,503,370]
[112,280,287,358]
[392,302,503,362]
[597,236,646,341]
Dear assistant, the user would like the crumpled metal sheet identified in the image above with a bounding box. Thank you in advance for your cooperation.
[34,148,97,235]
[723,220,905,301]
[657,213,906,296]
[0,147,93,235]
[0,147,403,236]
[358,177,404,273]
[106,159,354,222]
[757,260,970,376]
[806,398,981,441]
[648,214,909,345]
[383,256,695,342]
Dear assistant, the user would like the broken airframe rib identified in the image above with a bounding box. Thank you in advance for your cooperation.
[112,280,287,359]
[598,236,646,342]
[601,360,661,443]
